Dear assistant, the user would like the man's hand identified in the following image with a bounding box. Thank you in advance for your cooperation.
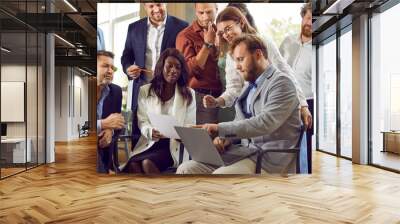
[204,22,216,45]
[213,137,231,154]
[203,95,219,108]
[101,113,125,130]
[301,106,313,130]
[126,65,141,80]
[98,129,113,148]
[193,123,218,138]
[152,129,165,140]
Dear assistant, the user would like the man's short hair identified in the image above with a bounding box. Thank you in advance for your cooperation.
[301,2,312,18]
[97,50,114,59]
[230,34,268,59]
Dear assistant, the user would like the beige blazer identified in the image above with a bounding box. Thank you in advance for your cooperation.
[128,83,196,168]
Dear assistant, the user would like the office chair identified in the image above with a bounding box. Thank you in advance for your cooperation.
[78,121,90,138]
[254,125,308,176]
[117,111,132,161]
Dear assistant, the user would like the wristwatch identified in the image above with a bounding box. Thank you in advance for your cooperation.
[204,42,214,49]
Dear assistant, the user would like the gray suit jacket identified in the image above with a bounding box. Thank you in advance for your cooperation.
[219,65,301,173]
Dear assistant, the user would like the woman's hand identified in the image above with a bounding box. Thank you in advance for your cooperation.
[152,129,165,140]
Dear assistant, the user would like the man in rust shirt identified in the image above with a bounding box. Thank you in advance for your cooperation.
[176,3,222,124]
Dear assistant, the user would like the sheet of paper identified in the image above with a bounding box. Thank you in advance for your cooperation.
[147,112,180,139]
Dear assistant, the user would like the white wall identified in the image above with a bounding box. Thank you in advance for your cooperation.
[1,65,33,137]
[54,67,89,141]
[55,66,68,141]
[1,64,46,163]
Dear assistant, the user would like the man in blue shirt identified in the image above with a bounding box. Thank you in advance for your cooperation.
[97,50,124,173]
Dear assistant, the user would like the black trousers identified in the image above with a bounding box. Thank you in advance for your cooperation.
[131,108,141,150]
[306,99,314,174]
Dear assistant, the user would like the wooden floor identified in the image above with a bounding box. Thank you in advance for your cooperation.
[1,136,400,223]
[0,167,26,178]
[372,150,400,171]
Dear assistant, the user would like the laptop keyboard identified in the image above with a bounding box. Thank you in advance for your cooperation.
[221,153,241,164]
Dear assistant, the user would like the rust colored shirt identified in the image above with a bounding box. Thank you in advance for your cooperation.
[176,20,222,92]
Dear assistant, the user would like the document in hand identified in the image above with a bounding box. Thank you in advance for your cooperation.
[147,112,180,139]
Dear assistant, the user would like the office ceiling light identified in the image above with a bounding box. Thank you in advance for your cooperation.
[63,0,78,12]
[54,34,75,48]
[78,67,92,76]
[1,47,11,53]
[323,0,355,15]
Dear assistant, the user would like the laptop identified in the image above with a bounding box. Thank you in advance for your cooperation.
[174,126,259,167]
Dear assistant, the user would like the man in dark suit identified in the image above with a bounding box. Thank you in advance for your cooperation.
[121,3,188,149]
[97,50,125,173]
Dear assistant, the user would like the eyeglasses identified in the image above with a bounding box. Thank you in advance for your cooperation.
[217,22,238,36]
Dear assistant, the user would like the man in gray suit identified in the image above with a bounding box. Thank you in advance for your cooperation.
[176,34,302,174]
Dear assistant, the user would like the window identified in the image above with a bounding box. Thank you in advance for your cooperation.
[370,2,400,171]
[340,28,352,158]
[97,3,140,111]
[0,1,46,179]
[317,37,337,154]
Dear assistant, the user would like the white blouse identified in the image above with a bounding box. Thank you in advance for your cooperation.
[161,95,175,115]
[220,35,307,108]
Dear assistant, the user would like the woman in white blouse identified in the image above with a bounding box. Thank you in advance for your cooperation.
[204,6,312,124]
[121,48,196,174]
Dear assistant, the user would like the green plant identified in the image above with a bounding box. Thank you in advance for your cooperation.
[264,17,300,46]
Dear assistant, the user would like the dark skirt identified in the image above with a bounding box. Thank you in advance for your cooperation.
[123,139,173,172]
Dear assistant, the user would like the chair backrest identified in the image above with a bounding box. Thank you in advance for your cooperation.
[121,111,132,135]
[253,124,309,175]
[82,121,90,129]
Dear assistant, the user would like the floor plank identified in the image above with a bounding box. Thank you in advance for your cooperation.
[0,135,400,223]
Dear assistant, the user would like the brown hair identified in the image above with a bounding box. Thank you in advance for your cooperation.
[97,50,114,59]
[301,2,312,18]
[227,3,257,31]
[216,6,257,56]
[229,34,268,60]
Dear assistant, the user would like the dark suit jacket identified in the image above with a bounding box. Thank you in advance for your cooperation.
[97,83,122,173]
[121,15,188,110]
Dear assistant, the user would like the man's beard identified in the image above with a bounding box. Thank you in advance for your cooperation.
[151,13,165,23]
[199,20,212,29]
[101,74,112,85]
[302,25,312,38]
[245,59,258,82]
[248,62,257,78]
